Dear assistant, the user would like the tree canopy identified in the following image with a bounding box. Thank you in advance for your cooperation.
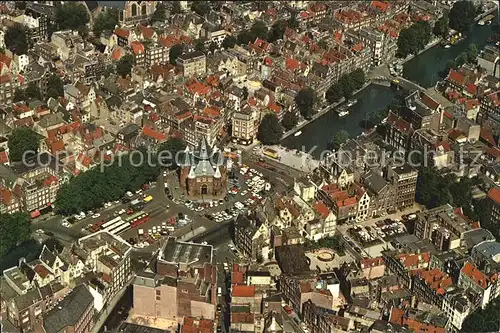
[46,74,64,100]
[433,13,449,38]
[92,8,118,37]
[169,44,184,65]
[151,2,167,23]
[55,149,161,215]
[449,0,477,32]
[5,25,29,55]
[116,54,134,78]
[462,298,500,333]
[332,130,349,150]
[191,2,210,17]
[13,82,42,103]
[55,3,89,31]
[267,20,287,43]
[0,212,31,258]
[222,35,237,49]
[237,21,269,45]
[281,112,299,131]
[157,137,187,169]
[326,69,365,104]
[295,88,315,119]
[8,127,40,162]
[171,1,182,15]
[397,21,432,58]
[257,113,283,145]
[195,38,207,52]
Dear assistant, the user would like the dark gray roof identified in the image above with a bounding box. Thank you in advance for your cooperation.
[363,169,388,194]
[43,285,94,333]
[40,245,57,268]
[14,288,42,311]
[11,152,64,176]
[85,1,99,12]
[119,123,140,136]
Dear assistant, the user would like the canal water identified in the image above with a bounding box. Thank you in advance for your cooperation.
[281,85,397,157]
[282,19,497,155]
[403,18,499,88]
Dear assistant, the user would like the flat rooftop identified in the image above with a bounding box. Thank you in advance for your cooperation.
[159,237,213,266]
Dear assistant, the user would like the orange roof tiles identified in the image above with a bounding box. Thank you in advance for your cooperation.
[414,268,452,294]
[232,285,255,297]
[231,313,254,324]
[421,93,440,110]
[111,48,122,60]
[313,201,330,219]
[160,35,181,48]
[396,252,430,268]
[0,151,9,164]
[34,264,50,278]
[143,127,166,141]
[462,262,490,289]
[114,28,130,39]
[139,24,154,39]
[268,103,281,113]
[0,73,11,84]
[488,187,500,205]
[0,53,12,69]
[131,41,144,54]
[447,70,466,86]
[286,58,301,72]
[387,111,411,132]
[361,257,384,268]
[186,81,211,96]
[371,1,389,12]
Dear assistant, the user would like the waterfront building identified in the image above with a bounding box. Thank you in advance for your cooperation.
[485,187,500,228]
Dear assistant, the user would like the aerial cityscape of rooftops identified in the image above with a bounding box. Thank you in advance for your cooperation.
[0,1,499,333]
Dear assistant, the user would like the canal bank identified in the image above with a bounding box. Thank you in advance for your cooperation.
[403,15,498,88]
[282,17,497,155]
[281,84,398,157]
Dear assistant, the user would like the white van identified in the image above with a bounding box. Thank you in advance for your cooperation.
[217,287,222,297]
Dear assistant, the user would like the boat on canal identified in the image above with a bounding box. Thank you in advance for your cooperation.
[346,99,358,107]
[294,131,302,137]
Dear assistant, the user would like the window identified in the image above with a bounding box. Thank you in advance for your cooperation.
[156,290,161,296]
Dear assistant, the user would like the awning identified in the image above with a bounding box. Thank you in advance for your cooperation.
[31,210,41,218]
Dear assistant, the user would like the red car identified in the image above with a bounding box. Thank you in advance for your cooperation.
[141,184,150,190]
[284,305,292,314]
[127,208,134,215]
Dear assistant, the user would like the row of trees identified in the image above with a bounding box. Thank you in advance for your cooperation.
[55,137,187,215]
[304,235,345,255]
[93,8,118,38]
[449,0,479,33]
[462,298,500,332]
[55,149,160,215]
[415,167,499,239]
[446,43,479,70]
[13,82,42,102]
[326,69,366,104]
[257,113,283,145]
[397,21,432,58]
[0,212,31,258]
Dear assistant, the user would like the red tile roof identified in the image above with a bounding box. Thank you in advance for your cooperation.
[421,93,440,110]
[466,83,477,95]
[231,312,254,324]
[461,262,489,289]
[371,1,389,12]
[313,201,330,219]
[396,252,430,268]
[232,285,255,297]
[413,268,452,295]
[139,24,154,39]
[0,151,9,165]
[361,257,384,268]
[387,111,411,132]
[465,98,480,110]
[160,35,181,48]
[111,47,122,60]
[447,70,466,86]
[488,187,500,205]
[286,57,301,72]
[143,127,166,141]
[268,103,281,113]
[34,264,50,278]
[114,28,130,39]
[131,41,144,54]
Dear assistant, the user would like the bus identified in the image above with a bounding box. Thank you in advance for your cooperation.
[263,148,278,159]
[101,217,123,230]
[126,212,150,228]
[109,222,131,235]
